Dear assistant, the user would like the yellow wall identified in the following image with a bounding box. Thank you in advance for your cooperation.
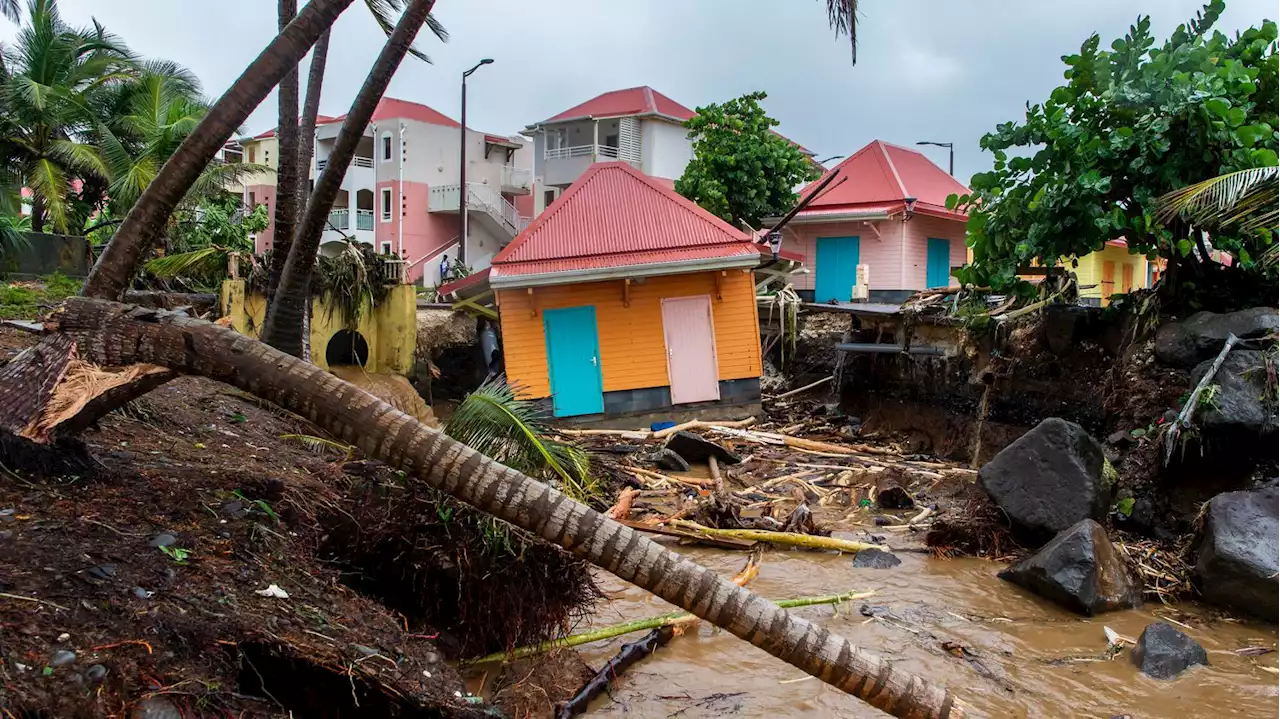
[1074,245,1148,303]
[219,279,416,375]
[497,269,762,400]
[238,136,279,188]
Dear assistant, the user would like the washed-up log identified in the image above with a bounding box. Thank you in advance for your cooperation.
[670,520,887,554]
[617,518,756,549]
[607,488,640,520]
[709,456,725,495]
[555,627,676,718]
[651,416,756,440]
[626,466,712,488]
[459,589,876,666]
[41,299,962,718]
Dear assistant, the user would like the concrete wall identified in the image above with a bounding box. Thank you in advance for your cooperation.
[901,214,967,289]
[1,233,90,277]
[219,279,416,375]
[785,214,966,293]
[497,269,761,401]
[640,119,692,180]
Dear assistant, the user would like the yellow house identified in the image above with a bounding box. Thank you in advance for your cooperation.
[965,239,1149,306]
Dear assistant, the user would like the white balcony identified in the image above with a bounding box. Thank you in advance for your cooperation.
[500,164,532,193]
[316,155,374,172]
[542,144,641,187]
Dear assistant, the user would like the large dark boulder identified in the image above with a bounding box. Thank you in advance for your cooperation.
[1154,308,1278,368]
[998,519,1142,615]
[663,431,740,466]
[1194,485,1279,620]
[979,418,1108,540]
[1131,622,1209,679]
[1190,350,1278,440]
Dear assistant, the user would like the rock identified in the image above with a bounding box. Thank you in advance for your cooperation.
[1131,622,1209,679]
[132,697,182,719]
[133,587,153,599]
[1190,350,1278,440]
[663,431,741,466]
[997,519,1142,616]
[50,650,77,666]
[147,532,177,548]
[1105,430,1132,447]
[86,564,117,581]
[1194,485,1279,620]
[979,418,1108,540]
[85,664,108,682]
[221,500,248,519]
[652,449,690,472]
[1154,307,1278,368]
[851,548,902,569]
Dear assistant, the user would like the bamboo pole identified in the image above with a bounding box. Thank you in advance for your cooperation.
[652,416,757,440]
[670,520,888,553]
[769,375,833,401]
[1164,333,1239,465]
[459,589,876,666]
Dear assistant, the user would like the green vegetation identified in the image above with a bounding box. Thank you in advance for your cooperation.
[950,0,1278,299]
[0,273,81,319]
[676,91,820,229]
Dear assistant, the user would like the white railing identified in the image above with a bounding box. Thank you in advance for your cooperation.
[544,143,640,164]
[316,156,374,173]
[501,164,532,190]
[355,208,374,231]
[428,182,528,236]
[328,207,349,230]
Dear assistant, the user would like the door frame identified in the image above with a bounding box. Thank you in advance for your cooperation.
[661,294,721,404]
[543,305,604,417]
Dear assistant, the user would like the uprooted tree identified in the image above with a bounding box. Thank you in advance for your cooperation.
[949,0,1278,302]
[3,2,968,715]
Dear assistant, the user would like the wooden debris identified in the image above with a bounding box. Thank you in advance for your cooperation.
[616,519,757,550]
[669,520,887,554]
[555,626,676,718]
[606,488,640,520]
[768,375,833,401]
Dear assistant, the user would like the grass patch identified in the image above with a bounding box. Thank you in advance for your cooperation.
[0,273,81,320]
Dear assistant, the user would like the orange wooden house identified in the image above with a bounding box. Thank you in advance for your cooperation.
[486,161,763,419]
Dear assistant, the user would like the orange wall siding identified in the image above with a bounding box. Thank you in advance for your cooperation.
[498,269,762,400]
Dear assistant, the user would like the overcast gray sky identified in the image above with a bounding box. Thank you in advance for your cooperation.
[4,1,1275,182]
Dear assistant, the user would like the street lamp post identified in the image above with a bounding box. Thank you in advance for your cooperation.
[458,58,493,265]
[915,141,954,176]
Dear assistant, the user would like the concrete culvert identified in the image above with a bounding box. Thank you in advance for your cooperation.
[326,329,369,367]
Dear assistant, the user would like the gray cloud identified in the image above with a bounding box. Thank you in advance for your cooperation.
[4,0,1275,183]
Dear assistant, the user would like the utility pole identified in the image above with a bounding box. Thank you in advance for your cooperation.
[458,58,493,265]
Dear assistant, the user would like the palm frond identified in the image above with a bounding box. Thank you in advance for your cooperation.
[0,0,20,23]
[363,0,447,63]
[1156,167,1280,234]
[823,0,858,65]
[26,156,70,232]
[143,245,226,279]
[445,379,596,501]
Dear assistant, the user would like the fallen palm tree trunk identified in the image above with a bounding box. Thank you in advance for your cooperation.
[460,589,875,666]
[33,298,962,719]
[615,518,757,550]
[556,626,676,719]
[669,520,888,554]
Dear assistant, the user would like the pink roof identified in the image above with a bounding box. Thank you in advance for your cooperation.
[491,162,755,280]
[539,86,696,124]
[252,114,340,140]
[249,98,461,140]
[797,140,970,220]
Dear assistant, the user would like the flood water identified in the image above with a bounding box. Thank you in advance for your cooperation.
[572,544,1277,718]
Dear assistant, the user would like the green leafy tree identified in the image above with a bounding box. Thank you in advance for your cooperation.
[951,1,1278,295]
[675,91,820,229]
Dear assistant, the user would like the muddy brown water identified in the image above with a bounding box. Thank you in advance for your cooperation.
[563,544,1276,718]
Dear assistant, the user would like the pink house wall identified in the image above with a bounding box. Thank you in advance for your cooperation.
[375,179,458,283]
[248,184,276,254]
[783,214,966,292]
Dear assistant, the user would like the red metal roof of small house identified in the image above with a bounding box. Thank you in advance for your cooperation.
[250,114,341,140]
[539,86,696,124]
[437,267,491,298]
[796,140,970,221]
[491,162,757,282]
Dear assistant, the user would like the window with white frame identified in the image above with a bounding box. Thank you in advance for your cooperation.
[380,241,392,255]
[380,187,392,222]
[381,132,393,162]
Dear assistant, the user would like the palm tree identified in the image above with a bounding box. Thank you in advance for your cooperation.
[823,0,858,64]
[0,0,134,233]
[50,296,963,719]
[269,0,447,299]
[260,0,437,357]
[81,0,356,299]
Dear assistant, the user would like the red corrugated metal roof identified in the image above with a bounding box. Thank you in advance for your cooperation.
[491,162,753,279]
[796,140,970,219]
[540,86,696,124]
[437,267,491,297]
[251,114,340,140]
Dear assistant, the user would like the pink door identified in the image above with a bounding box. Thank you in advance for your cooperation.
[662,295,721,404]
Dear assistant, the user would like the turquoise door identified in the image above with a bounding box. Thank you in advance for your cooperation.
[927,238,952,288]
[815,236,860,303]
[543,306,604,417]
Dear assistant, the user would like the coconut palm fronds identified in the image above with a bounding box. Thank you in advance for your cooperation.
[1156,167,1279,235]
[144,246,226,279]
[445,379,597,502]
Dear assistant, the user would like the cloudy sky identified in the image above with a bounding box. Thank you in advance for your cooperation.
[4,0,1275,182]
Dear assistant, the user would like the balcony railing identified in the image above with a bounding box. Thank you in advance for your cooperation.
[316,155,375,173]
[428,182,531,236]
[501,164,532,190]
[327,208,375,232]
[544,143,640,164]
